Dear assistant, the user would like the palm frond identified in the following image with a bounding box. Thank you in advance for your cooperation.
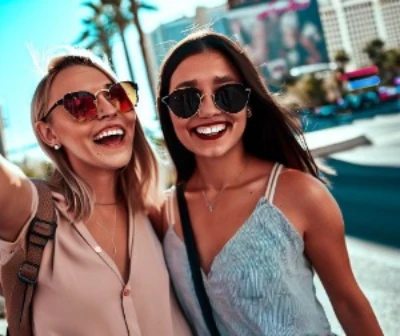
[138,2,158,11]
[73,30,91,44]
[82,1,103,15]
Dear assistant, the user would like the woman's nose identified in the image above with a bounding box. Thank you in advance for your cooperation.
[96,94,118,119]
[197,94,221,118]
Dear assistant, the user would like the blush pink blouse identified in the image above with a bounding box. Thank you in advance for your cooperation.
[0,181,192,336]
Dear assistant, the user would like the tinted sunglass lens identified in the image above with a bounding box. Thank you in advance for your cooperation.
[167,88,201,118]
[110,82,137,112]
[215,84,249,113]
[64,93,96,122]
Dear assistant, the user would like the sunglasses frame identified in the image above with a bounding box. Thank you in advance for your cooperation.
[42,81,138,122]
[162,83,251,119]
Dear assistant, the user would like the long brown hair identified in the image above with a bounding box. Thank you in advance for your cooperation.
[32,50,159,221]
[157,30,320,183]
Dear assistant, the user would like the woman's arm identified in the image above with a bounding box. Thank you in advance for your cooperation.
[298,174,383,335]
[0,155,34,241]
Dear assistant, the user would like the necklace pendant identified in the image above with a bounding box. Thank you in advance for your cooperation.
[113,245,117,255]
[208,205,213,212]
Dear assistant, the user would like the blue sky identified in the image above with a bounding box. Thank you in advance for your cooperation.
[0,0,225,160]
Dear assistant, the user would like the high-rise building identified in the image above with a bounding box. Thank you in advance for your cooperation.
[147,0,399,75]
[148,5,227,71]
[319,0,400,69]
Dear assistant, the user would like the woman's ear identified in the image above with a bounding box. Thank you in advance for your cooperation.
[35,120,60,148]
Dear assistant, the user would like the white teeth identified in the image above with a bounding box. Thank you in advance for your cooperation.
[196,124,226,135]
[94,128,124,141]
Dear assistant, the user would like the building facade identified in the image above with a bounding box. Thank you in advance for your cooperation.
[147,0,400,76]
[319,0,400,69]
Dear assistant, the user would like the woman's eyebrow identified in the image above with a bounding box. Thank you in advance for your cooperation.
[213,75,238,84]
[174,79,197,90]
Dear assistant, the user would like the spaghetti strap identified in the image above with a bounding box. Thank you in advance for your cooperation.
[165,187,176,228]
[264,163,283,203]
[264,163,279,201]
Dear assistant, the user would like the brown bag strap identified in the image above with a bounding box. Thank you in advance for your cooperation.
[1,179,56,336]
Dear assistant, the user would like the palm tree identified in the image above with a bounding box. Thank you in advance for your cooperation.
[384,49,400,72]
[76,0,136,81]
[127,0,157,99]
[77,0,158,97]
[102,0,136,81]
[363,39,385,68]
[74,2,116,70]
[303,74,328,107]
[380,48,400,85]
[334,49,350,73]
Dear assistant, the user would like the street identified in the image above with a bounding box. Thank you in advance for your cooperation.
[1,236,399,335]
[315,236,400,335]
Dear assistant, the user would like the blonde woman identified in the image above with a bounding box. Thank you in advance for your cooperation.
[0,50,191,335]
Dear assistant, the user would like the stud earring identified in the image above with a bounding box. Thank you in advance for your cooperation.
[247,107,252,118]
[54,144,61,150]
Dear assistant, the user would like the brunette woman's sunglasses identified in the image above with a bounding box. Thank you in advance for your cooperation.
[42,81,138,122]
[162,83,251,119]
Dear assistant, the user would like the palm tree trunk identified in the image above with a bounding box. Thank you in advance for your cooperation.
[0,128,6,158]
[131,3,156,101]
[104,45,116,71]
[118,25,135,82]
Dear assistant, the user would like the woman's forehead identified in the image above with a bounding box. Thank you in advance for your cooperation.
[51,65,111,92]
[47,65,113,107]
[170,51,241,90]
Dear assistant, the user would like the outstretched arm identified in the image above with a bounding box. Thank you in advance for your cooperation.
[0,155,34,242]
[300,174,383,335]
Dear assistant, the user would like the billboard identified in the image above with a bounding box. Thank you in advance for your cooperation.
[225,0,329,88]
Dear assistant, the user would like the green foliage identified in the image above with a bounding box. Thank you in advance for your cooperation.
[75,0,158,88]
[74,2,116,70]
[334,49,350,74]
[363,39,400,85]
[285,73,333,108]
[303,74,329,106]
[363,39,385,65]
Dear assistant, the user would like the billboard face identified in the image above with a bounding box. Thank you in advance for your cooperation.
[225,0,329,87]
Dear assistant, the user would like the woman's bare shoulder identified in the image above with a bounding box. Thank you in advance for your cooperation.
[278,168,342,229]
[279,167,328,197]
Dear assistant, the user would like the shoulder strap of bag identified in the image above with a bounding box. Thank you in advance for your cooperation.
[176,183,221,336]
[1,179,57,336]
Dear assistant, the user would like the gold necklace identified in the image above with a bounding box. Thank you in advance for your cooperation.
[93,205,118,255]
[200,161,249,213]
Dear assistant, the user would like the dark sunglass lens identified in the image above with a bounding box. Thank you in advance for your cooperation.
[215,84,248,113]
[109,82,137,112]
[167,88,201,118]
[64,92,96,122]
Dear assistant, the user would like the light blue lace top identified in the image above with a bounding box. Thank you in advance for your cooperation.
[163,163,333,336]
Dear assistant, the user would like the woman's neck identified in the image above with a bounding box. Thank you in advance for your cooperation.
[193,150,250,191]
[78,168,119,204]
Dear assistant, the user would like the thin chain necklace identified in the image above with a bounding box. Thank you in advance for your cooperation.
[200,160,249,213]
[93,205,118,255]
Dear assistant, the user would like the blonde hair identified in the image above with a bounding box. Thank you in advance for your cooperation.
[31,48,160,221]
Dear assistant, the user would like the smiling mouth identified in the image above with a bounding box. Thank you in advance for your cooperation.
[192,122,229,140]
[93,128,126,146]
[194,123,227,136]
